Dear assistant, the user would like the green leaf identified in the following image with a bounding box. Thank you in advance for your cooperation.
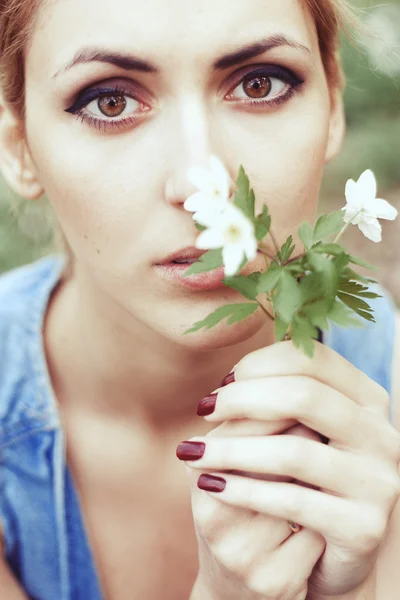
[355,310,376,323]
[248,189,256,221]
[356,291,382,299]
[299,272,325,304]
[183,249,223,276]
[257,263,283,294]
[306,251,339,299]
[337,292,376,322]
[285,262,306,275]
[348,255,377,271]
[255,205,271,241]
[298,221,313,250]
[343,267,375,285]
[274,271,302,322]
[291,315,319,357]
[327,300,364,328]
[313,210,344,243]
[312,243,347,256]
[301,298,333,330]
[332,252,350,273]
[223,273,260,301]
[233,166,255,219]
[338,279,382,300]
[195,223,207,232]
[275,315,288,342]
[278,235,296,263]
[184,302,259,334]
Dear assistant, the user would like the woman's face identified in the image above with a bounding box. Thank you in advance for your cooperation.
[22,0,343,347]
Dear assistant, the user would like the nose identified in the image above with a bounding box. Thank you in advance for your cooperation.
[163,102,235,208]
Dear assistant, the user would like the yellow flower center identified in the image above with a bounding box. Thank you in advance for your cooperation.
[224,225,242,243]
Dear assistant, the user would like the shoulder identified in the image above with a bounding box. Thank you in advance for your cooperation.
[0,255,64,444]
[0,255,63,365]
[0,255,62,307]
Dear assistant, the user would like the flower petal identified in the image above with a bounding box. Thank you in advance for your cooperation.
[372,198,398,221]
[192,210,222,227]
[223,244,244,276]
[244,235,258,261]
[195,227,225,250]
[358,218,382,243]
[184,191,208,213]
[209,155,231,199]
[345,179,359,206]
[342,204,363,224]
[187,166,214,194]
[223,202,254,230]
[357,169,377,205]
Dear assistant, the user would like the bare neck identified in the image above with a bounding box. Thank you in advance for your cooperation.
[43,271,274,434]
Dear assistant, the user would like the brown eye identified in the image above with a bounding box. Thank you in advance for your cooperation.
[242,74,272,99]
[83,93,141,119]
[98,95,127,117]
[228,72,289,104]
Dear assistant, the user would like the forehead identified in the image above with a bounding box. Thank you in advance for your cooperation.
[30,0,317,77]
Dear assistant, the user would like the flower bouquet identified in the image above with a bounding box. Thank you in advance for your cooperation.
[183,157,398,357]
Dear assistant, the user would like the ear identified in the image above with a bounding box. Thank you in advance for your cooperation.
[324,88,346,164]
[0,99,44,200]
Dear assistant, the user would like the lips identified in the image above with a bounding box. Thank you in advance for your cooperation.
[156,246,207,266]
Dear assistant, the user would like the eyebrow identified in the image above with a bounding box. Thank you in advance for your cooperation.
[52,34,310,80]
[213,35,311,70]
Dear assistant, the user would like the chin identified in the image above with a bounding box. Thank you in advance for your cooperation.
[168,307,267,352]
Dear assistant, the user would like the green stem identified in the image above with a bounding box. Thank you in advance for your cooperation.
[334,210,362,244]
[256,298,275,322]
[269,228,281,262]
[258,245,275,261]
[333,223,351,244]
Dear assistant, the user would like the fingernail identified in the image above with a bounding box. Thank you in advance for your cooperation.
[197,393,218,417]
[198,474,226,493]
[220,371,235,387]
[176,441,206,461]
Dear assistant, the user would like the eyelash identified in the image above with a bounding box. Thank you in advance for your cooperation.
[66,66,304,132]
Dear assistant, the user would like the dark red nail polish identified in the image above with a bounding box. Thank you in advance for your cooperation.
[176,441,206,461]
[220,371,235,387]
[198,474,226,493]
[197,393,218,417]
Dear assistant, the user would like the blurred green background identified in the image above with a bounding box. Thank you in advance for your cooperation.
[0,0,399,295]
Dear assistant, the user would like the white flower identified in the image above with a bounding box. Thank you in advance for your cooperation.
[184,155,231,226]
[342,169,398,243]
[195,202,258,276]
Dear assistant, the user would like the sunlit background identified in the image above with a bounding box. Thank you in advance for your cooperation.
[0,0,399,298]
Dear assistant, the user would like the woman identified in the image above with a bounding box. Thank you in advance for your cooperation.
[0,0,399,598]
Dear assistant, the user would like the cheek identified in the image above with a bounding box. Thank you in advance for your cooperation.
[25,115,162,265]
[222,94,330,237]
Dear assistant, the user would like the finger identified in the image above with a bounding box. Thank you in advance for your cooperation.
[245,528,325,599]
[185,464,260,544]
[201,377,400,460]
[234,341,390,417]
[183,436,399,503]
[207,422,324,486]
[206,417,298,438]
[196,472,388,550]
[208,509,294,563]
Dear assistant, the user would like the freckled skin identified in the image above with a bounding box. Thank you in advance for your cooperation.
[21,0,343,351]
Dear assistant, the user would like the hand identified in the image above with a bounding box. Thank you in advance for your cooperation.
[186,421,327,600]
[177,342,400,599]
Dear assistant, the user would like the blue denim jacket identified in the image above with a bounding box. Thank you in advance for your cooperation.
[0,256,396,600]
